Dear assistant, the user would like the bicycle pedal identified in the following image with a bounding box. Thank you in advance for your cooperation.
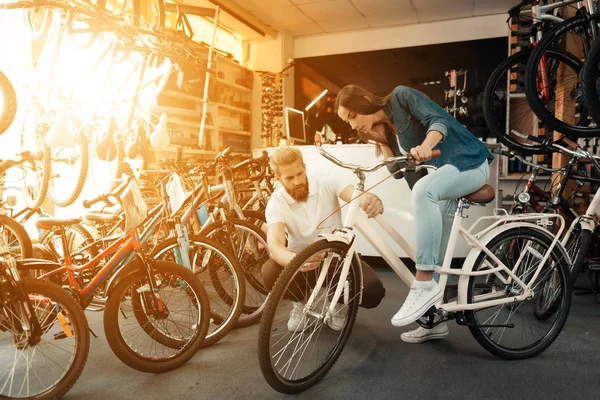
[53,331,67,340]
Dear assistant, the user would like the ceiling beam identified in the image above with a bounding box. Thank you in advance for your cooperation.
[206,0,278,38]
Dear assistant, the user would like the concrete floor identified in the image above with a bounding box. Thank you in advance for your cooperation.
[65,269,600,400]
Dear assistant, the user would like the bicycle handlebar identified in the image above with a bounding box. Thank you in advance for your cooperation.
[314,134,440,173]
[0,151,42,174]
[82,176,132,208]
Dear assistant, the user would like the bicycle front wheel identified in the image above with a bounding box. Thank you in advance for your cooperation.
[0,278,90,399]
[103,260,210,373]
[258,240,360,394]
[465,227,571,360]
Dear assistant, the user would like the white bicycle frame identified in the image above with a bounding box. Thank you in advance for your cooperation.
[307,143,567,321]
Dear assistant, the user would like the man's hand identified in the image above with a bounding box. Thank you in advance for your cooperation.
[361,192,384,218]
[300,253,325,272]
[410,144,432,164]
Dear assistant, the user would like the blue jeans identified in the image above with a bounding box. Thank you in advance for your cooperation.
[412,161,490,274]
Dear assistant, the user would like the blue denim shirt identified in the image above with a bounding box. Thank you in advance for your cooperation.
[384,86,493,178]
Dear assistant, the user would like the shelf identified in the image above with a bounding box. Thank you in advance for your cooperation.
[168,117,201,128]
[154,105,201,119]
[216,54,245,69]
[209,101,251,114]
[216,77,251,92]
[155,147,217,156]
[161,89,204,103]
[205,125,251,136]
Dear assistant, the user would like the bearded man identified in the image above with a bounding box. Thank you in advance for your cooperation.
[262,146,386,332]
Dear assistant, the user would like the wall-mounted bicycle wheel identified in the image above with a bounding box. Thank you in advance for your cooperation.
[0,71,17,136]
[47,126,89,207]
[525,13,600,137]
[22,6,52,41]
[483,48,552,155]
[18,104,51,209]
[581,35,600,127]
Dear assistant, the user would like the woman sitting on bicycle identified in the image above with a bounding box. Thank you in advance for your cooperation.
[336,85,493,337]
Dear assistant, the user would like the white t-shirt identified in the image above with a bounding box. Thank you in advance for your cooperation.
[265,174,348,252]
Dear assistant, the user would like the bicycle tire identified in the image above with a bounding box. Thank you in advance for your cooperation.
[22,6,52,41]
[0,278,90,399]
[257,240,360,394]
[0,215,33,260]
[581,31,600,126]
[103,260,209,373]
[19,104,51,209]
[525,13,600,137]
[483,48,552,155]
[465,227,571,360]
[47,129,89,207]
[0,71,17,136]
[569,227,592,284]
[151,236,245,347]
[200,218,270,328]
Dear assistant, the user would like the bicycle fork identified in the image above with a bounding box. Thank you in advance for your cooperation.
[304,239,355,325]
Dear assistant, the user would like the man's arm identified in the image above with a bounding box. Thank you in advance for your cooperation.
[338,185,384,218]
[266,222,297,268]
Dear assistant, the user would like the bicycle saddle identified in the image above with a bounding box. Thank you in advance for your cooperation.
[462,184,495,204]
[36,217,82,230]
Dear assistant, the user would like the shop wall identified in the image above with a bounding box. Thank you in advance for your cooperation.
[294,14,507,59]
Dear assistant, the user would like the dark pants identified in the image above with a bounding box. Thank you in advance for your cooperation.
[262,258,385,309]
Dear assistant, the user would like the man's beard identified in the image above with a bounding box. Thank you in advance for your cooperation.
[286,178,309,202]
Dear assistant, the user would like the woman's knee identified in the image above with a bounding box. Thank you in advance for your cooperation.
[411,177,439,204]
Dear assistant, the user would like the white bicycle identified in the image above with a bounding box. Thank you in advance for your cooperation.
[258,139,572,394]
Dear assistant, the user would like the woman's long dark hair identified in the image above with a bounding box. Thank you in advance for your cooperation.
[335,85,393,155]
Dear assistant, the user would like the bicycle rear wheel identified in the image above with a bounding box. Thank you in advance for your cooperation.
[465,227,571,359]
[200,218,270,328]
[0,278,90,399]
[258,240,360,394]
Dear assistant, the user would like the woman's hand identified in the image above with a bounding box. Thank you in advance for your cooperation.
[410,144,433,164]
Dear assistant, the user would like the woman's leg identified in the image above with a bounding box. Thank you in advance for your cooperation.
[392,161,489,327]
[412,161,489,277]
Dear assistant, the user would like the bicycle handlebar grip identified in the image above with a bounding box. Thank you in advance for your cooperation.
[314,133,322,145]
[83,194,111,209]
[431,150,441,158]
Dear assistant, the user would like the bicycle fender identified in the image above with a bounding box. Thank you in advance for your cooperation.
[316,233,350,245]
[104,256,144,298]
[456,222,569,305]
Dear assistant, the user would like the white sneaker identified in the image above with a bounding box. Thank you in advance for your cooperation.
[326,303,347,331]
[400,322,449,344]
[391,282,443,327]
[287,302,308,332]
